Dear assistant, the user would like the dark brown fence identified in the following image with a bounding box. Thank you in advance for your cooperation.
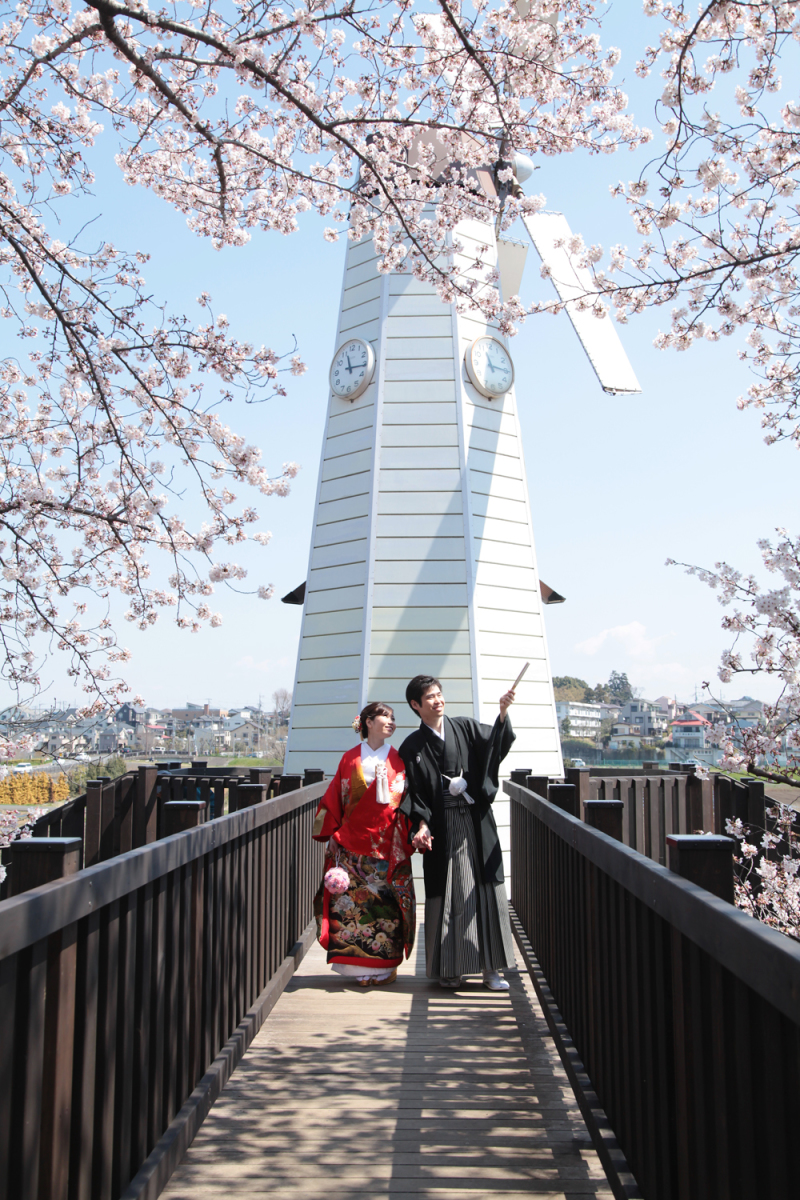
[0,766,316,899]
[0,778,326,1200]
[507,779,800,1200]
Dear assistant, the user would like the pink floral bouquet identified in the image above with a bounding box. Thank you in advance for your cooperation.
[324,865,350,895]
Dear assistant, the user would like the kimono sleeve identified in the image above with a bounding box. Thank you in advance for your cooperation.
[398,745,433,836]
[467,715,516,807]
[312,757,346,841]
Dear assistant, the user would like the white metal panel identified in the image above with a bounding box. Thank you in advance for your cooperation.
[284,749,348,776]
[318,472,371,504]
[387,293,452,317]
[321,449,373,482]
[370,652,473,678]
[371,582,468,607]
[326,404,375,437]
[302,609,365,637]
[522,211,642,396]
[382,403,458,426]
[303,584,365,615]
[468,427,521,458]
[286,727,366,752]
[313,515,370,547]
[384,315,453,337]
[310,540,368,570]
[341,276,381,311]
[469,471,525,502]
[309,561,368,591]
[381,446,460,471]
[474,539,534,569]
[376,514,464,539]
[324,425,375,459]
[477,612,543,638]
[388,274,440,296]
[380,468,462,493]
[290,702,362,728]
[381,425,458,449]
[384,359,455,382]
[315,495,371,525]
[467,447,523,480]
[378,491,463,516]
[345,257,382,289]
[472,516,532,546]
[371,629,471,655]
[383,381,456,403]
[371,606,469,632]
[470,492,528,523]
[375,536,465,560]
[294,679,361,705]
[296,655,363,683]
[467,406,518,436]
[373,559,467,585]
[474,561,536,591]
[386,337,454,360]
[474,583,540,614]
[338,297,382,332]
[347,238,379,268]
[337,318,380,344]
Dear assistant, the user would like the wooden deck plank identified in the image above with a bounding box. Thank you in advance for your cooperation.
[162,922,613,1200]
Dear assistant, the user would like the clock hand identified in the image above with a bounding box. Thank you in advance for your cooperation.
[486,357,497,373]
[345,355,354,374]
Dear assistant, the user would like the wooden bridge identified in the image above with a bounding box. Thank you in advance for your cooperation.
[1,767,799,1200]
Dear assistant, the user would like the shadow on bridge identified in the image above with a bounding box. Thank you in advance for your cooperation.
[162,921,612,1200]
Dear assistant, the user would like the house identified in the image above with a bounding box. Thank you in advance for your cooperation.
[614,700,669,741]
[555,701,603,741]
[670,711,711,751]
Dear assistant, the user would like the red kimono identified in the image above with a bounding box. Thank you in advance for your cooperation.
[312,745,415,970]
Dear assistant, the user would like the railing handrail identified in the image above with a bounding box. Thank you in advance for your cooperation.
[506,779,800,1023]
[0,778,327,958]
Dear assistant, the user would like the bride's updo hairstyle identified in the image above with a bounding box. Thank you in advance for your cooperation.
[357,701,394,740]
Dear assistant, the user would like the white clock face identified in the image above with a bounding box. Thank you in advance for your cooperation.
[330,338,375,401]
[465,336,514,398]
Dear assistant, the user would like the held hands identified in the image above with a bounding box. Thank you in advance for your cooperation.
[412,821,433,853]
[499,687,516,722]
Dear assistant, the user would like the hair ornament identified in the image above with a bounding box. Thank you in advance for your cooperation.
[351,713,362,733]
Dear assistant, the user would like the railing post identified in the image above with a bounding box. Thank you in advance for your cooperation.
[548,783,578,817]
[666,834,736,903]
[743,777,767,829]
[583,799,624,842]
[565,767,591,820]
[509,768,531,785]
[279,774,303,795]
[8,837,82,896]
[525,775,549,799]
[135,765,158,846]
[249,768,273,788]
[303,768,325,786]
[236,784,267,809]
[163,801,207,836]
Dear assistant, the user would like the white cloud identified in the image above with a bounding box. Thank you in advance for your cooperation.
[574,621,669,661]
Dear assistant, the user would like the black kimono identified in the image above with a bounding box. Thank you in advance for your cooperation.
[398,714,516,979]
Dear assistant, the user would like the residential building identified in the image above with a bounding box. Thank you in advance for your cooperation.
[671,711,711,751]
[555,701,604,741]
[614,700,669,740]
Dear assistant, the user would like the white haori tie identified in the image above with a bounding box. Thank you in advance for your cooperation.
[445,771,474,805]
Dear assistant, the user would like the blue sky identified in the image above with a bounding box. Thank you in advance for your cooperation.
[6,2,798,711]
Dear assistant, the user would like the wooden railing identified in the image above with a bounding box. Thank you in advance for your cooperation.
[507,779,800,1200]
[0,779,326,1200]
[0,766,324,899]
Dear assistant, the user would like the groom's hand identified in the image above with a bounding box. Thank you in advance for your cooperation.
[412,821,433,852]
[499,688,516,721]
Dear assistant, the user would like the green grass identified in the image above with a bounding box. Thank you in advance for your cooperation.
[225,756,283,767]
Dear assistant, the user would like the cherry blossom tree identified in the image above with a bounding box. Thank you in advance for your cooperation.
[559,1,800,783]
[0,0,647,717]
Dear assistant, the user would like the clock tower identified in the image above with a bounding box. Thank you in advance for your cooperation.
[283,206,564,879]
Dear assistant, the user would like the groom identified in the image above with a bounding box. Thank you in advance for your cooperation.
[398,675,516,990]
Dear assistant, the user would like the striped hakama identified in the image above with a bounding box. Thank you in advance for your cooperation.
[426,792,515,979]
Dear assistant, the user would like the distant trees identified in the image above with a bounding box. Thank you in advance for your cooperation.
[272,688,292,723]
[553,671,634,705]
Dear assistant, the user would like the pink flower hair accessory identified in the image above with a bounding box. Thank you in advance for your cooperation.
[351,713,362,734]
[324,865,350,895]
